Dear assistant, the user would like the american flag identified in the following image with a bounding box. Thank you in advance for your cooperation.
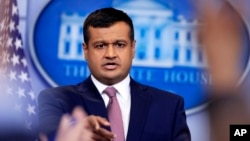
[0,0,38,140]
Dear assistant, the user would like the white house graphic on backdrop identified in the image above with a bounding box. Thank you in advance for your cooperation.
[58,13,85,60]
[58,0,206,67]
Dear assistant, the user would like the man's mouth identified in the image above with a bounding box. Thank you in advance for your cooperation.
[103,63,118,70]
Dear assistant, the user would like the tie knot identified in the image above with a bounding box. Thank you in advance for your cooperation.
[103,86,117,98]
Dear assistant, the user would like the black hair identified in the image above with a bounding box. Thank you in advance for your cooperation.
[83,7,134,44]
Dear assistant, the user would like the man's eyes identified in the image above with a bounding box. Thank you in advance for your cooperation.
[114,43,125,48]
[95,44,106,49]
[94,42,126,49]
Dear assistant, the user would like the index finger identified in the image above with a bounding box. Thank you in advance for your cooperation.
[87,115,110,130]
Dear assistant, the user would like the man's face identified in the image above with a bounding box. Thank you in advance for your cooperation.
[83,21,135,85]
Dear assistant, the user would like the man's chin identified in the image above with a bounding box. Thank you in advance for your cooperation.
[100,75,123,85]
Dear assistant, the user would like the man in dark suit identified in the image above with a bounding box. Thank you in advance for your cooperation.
[38,7,191,141]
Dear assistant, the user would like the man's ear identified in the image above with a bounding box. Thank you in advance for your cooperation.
[132,40,136,58]
[82,43,88,61]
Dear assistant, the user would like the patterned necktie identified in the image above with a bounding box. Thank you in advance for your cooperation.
[103,86,125,141]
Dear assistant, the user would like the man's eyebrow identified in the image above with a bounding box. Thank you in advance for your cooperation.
[114,39,127,43]
[93,40,127,44]
[92,40,106,45]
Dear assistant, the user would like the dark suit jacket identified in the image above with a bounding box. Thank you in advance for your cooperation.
[38,76,191,141]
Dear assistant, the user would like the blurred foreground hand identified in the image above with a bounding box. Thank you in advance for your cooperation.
[197,1,250,141]
[40,107,115,141]
[198,0,244,93]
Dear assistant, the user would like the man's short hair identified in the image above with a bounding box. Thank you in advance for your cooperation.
[83,7,134,44]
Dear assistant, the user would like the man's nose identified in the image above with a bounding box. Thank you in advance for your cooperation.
[105,45,117,58]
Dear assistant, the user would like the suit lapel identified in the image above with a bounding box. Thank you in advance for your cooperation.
[76,77,109,121]
[126,79,151,141]
[76,76,151,138]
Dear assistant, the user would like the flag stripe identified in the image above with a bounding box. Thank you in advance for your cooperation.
[0,0,38,139]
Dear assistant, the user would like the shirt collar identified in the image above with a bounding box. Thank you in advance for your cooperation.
[91,75,130,98]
